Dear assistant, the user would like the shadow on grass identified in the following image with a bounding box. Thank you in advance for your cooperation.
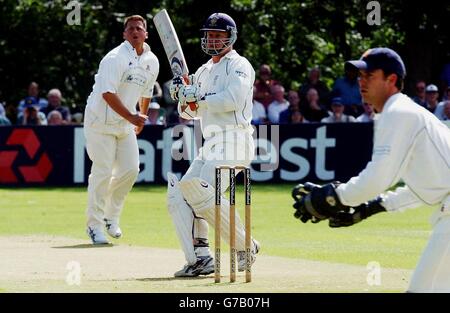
[52,243,114,249]
[135,276,212,282]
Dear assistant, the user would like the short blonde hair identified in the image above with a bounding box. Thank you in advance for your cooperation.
[47,88,62,99]
[124,15,147,30]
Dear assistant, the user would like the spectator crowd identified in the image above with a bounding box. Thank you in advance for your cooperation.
[1,62,450,127]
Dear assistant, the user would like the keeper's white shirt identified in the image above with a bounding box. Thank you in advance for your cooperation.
[178,50,255,138]
[86,41,159,124]
[337,93,450,211]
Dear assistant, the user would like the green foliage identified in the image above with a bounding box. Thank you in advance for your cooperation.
[0,0,447,110]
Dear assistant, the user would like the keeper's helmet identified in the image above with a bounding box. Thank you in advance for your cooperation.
[200,13,237,56]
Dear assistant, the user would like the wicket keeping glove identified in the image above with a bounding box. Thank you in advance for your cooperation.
[292,182,350,223]
[328,197,387,228]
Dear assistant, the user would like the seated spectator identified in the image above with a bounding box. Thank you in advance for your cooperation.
[299,67,330,105]
[440,101,450,121]
[301,87,330,122]
[290,109,308,124]
[253,64,280,109]
[434,100,450,121]
[356,102,376,122]
[251,86,267,125]
[411,80,427,107]
[42,89,71,123]
[279,90,300,124]
[17,82,48,113]
[424,84,440,113]
[18,97,47,125]
[47,110,65,125]
[321,97,356,123]
[145,101,166,125]
[0,102,11,125]
[71,112,84,125]
[267,85,289,124]
[252,99,267,125]
[434,86,450,120]
[331,63,363,117]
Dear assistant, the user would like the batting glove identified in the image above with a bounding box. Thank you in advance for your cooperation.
[178,84,205,107]
[170,76,184,101]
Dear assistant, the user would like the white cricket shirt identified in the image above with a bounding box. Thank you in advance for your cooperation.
[337,93,450,211]
[179,50,255,138]
[86,41,159,124]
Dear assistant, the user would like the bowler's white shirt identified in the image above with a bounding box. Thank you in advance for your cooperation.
[86,41,159,124]
[178,50,255,138]
[337,93,450,211]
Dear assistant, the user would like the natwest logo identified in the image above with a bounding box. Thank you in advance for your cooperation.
[0,129,52,183]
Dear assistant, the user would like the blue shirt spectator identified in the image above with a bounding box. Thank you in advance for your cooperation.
[17,82,48,113]
[331,64,362,116]
[425,84,440,113]
[18,97,47,125]
[321,97,356,123]
[440,63,450,94]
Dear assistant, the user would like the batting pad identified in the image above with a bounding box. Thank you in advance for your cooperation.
[179,178,215,214]
[167,172,196,264]
[201,196,247,252]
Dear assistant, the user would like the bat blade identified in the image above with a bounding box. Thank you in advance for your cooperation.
[153,9,189,77]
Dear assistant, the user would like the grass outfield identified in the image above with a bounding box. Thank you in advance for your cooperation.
[0,184,434,269]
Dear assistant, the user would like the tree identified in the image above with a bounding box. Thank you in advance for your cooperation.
[0,0,448,118]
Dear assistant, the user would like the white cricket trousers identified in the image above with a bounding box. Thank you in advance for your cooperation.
[181,128,255,251]
[408,196,450,292]
[83,110,139,228]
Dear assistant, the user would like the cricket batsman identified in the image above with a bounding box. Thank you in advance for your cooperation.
[166,13,260,277]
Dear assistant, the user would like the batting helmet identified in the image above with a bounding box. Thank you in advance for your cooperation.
[200,13,237,56]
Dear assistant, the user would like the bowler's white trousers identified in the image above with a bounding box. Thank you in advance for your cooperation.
[83,108,140,228]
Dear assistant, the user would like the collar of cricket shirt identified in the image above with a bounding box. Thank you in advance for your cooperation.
[124,41,150,59]
[208,49,237,66]
[383,92,403,112]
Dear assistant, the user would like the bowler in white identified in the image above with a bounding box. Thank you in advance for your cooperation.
[83,15,159,244]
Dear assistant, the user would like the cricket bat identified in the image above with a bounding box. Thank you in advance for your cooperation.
[153,9,189,77]
[153,9,198,112]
